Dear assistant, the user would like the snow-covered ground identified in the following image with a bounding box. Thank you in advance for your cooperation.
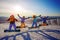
[0,22,60,40]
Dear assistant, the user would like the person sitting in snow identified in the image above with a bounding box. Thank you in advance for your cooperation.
[7,15,18,30]
[39,15,48,26]
[17,14,29,28]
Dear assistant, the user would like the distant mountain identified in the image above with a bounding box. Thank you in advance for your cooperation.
[0,16,60,23]
[48,16,60,19]
[0,17,8,23]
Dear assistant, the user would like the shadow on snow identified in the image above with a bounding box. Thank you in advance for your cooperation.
[0,29,60,40]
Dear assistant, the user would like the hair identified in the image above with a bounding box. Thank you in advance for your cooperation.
[33,15,36,18]
[10,15,15,18]
[23,16,25,18]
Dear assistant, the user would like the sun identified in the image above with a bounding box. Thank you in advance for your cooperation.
[11,5,32,16]
[12,5,24,13]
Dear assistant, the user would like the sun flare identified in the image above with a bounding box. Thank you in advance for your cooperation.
[11,5,38,16]
[12,5,24,14]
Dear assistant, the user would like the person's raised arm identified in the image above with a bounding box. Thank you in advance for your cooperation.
[46,16,49,19]
[38,14,41,17]
[28,16,32,18]
[46,16,49,18]
[25,17,29,19]
[38,15,42,19]
[25,16,32,19]
[17,14,22,19]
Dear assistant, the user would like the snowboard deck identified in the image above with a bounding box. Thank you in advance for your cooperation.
[16,26,27,28]
[28,25,40,29]
[28,27,39,29]
[4,29,20,32]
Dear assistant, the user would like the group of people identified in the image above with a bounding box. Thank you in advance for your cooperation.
[7,14,48,30]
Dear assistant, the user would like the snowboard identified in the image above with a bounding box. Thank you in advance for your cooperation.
[4,29,20,32]
[16,26,27,28]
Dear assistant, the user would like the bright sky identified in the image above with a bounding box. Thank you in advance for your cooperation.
[0,0,60,17]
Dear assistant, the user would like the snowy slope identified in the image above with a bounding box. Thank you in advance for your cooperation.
[0,22,60,40]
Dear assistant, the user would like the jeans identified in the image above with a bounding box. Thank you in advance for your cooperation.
[32,22,37,27]
[9,23,16,30]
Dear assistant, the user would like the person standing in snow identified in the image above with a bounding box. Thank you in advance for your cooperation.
[7,15,18,30]
[28,15,40,28]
